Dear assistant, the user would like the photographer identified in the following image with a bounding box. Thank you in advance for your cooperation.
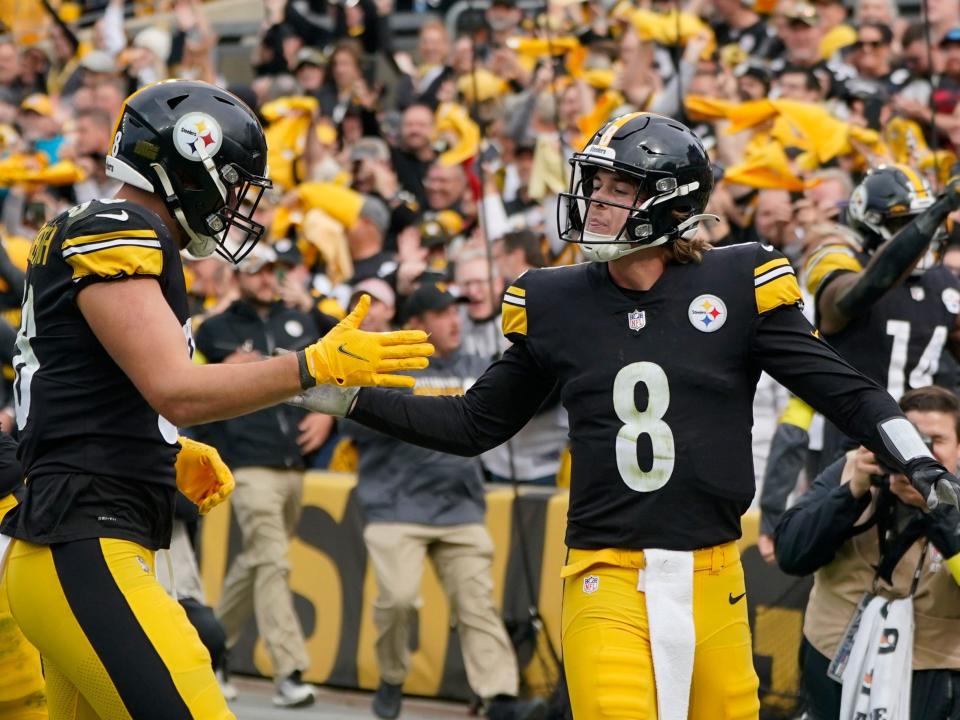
[776,386,960,720]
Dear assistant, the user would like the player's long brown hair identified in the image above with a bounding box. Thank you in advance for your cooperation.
[665,234,712,264]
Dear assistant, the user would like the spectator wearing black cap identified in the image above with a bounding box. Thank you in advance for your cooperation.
[341,281,544,720]
[735,61,773,100]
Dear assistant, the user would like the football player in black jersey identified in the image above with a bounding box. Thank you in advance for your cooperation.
[804,164,960,470]
[0,80,433,719]
[294,111,960,719]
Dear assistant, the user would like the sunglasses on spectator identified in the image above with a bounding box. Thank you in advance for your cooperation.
[854,39,887,50]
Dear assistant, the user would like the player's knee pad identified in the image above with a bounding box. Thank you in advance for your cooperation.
[591,645,657,720]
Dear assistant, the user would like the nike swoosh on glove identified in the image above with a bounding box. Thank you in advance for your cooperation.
[905,457,960,511]
[297,293,434,389]
[174,436,235,514]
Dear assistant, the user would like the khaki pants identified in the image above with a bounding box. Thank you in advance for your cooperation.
[216,467,309,680]
[363,522,519,699]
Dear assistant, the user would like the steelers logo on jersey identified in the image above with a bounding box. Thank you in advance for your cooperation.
[688,294,727,332]
[173,112,223,161]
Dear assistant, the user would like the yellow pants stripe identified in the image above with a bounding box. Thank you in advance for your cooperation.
[6,538,233,720]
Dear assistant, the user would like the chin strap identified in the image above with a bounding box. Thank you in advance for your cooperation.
[151,163,217,258]
[676,213,721,240]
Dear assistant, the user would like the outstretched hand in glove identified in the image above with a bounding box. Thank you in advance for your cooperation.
[296,294,434,389]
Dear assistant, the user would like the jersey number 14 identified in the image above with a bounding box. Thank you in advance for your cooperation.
[885,320,947,399]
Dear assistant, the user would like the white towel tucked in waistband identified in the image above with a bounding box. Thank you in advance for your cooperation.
[643,548,695,720]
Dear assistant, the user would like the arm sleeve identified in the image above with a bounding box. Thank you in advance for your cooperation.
[348,341,555,457]
[753,305,906,467]
[774,456,874,576]
[835,191,960,319]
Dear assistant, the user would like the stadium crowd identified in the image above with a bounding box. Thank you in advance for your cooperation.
[0,0,960,717]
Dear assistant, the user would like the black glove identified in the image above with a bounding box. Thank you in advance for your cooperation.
[905,458,960,510]
[926,503,960,560]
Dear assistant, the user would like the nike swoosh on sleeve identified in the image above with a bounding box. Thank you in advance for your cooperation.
[97,211,129,221]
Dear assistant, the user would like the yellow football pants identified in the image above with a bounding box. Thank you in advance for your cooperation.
[0,493,47,719]
[561,542,760,720]
[5,536,233,720]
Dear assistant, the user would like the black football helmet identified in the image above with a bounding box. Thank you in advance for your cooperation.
[559,112,715,262]
[847,164,935,252]
[105,80,272,263]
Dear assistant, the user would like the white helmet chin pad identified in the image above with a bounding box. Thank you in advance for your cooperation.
[184,228,217,258]
[580,230,670,263]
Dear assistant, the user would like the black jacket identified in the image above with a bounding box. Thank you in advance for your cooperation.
[193,301,319,470]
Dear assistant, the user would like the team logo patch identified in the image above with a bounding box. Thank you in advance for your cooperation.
[582,575,599,594]
[628,309,646,331]
[173,112,223,161]
[943,287,960,314]
[688,294,727,332]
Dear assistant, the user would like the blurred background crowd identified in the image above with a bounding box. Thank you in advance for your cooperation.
[1,0,960,715]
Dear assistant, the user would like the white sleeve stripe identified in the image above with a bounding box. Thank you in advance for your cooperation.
[754,265,795,286]
[62,239,163,258]
[502,295,526,306]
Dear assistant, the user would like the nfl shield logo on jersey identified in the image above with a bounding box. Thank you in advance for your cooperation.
[583,575,600,594]
[628,309,646,331]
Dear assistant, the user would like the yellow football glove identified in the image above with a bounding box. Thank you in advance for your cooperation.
[174,437,235,514]
[296,294,434,389]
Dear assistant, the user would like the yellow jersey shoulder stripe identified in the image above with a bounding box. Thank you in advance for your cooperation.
[505,285,526,298]
[502,300,527,336]
[803,244,862,296]
[754,257,790,277]
[755,272,802,314]
[66,244,164,283]
[61,228,158,251]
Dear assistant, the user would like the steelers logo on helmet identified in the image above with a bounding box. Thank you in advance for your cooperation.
[173,112,223,161]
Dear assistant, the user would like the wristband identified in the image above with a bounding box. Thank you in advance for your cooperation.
[296,349,314,390]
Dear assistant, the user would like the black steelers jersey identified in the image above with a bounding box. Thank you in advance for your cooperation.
[804,242,960,398]
[0,199,190,548]
[350,244,904,551]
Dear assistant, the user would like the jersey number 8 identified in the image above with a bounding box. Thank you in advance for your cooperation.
[613,362,675,492]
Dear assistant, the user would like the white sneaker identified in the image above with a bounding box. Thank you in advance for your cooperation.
[273,671,317,708]
[215,668,238,702]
